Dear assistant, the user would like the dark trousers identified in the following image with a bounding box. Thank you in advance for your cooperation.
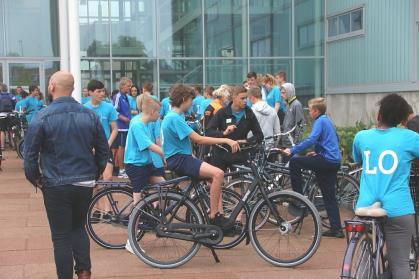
[43,185,93,279]
[289,155,342,231]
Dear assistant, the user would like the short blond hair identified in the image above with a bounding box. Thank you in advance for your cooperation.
[137,94,160,113]
[119,77,132,89]
[308,97,327,115]
[212,85,230,100]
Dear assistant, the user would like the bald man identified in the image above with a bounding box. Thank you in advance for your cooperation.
[24,71,109,279]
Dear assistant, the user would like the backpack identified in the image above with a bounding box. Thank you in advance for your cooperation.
[0,94,14,112]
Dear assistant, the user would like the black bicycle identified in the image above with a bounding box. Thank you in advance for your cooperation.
[127,143,322,269]
[341,164,418,278]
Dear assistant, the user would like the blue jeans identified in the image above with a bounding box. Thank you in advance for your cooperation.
[289,155,342,231]
[43,185,93,279]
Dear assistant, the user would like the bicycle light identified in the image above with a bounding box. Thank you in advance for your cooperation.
[345,222,365,233]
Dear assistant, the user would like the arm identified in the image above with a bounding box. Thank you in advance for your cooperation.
[189,132,240,152]
[108,121,118,147]
[352,134,363,164]
[290,118,323,155]
[292,104,305,143]
[149,143,164,157]
[93,116,110,177]
[205,110,225,138]
[274,103,280,113]
[23,115,44,187]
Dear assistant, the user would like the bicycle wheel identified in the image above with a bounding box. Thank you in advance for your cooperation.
[86,186,133,249]
[249,190,322,267]
[128,191,203,269]
[213,188,250,249]
[341,234,375,279]
[309,174,359,229]
[16,138,24,159]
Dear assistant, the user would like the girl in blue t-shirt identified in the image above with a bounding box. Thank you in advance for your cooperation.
[352,94,419,279]
[161,84,240,233]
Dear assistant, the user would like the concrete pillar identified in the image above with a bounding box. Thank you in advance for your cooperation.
[58,0,69,71]
[68,0,81,103]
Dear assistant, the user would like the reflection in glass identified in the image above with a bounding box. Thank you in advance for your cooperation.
[206,60,246,87]
[205,0,247,57]
[159,0,202,57]
[351,10,363,32]
[328,17,338,37]
[80,0,110,57]
[110,0,156,57]
[111,60,157,93]
[45,61,60,90]
[81,60,112,91]
[250,59,292,80]
[294,0,324,56]
[9,63,40,87]
[249,0,291,57]
[4,0,59,57]
[159,60,203,97]
[339,13,350,34]
[295,59,323,105]
[0,8,3,56]
[0,64,2,83]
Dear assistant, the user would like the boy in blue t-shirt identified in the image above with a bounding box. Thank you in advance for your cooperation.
[283,97,343,238]
[84,80,119,181]
[161,84,240,232]
[124,97,165,205]
[352,94,419,279]
[20,85,44,123]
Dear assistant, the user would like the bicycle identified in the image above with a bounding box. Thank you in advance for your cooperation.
[341,164,419,278]
[127,142,322,269]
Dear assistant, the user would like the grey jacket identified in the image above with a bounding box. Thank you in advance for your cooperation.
[282,83,305,147]
[250,101,281,148]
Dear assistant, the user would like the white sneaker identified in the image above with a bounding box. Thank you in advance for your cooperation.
[125,240,135,254]
[125,239,145,254]
[118,169,128,179]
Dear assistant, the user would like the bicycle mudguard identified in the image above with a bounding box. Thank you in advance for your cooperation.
[155,223,223,246]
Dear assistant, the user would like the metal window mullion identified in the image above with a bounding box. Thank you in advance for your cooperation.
[108,0,113,89]
[291,0,295,83]
[202,0,206,88]
[155,0,160,98]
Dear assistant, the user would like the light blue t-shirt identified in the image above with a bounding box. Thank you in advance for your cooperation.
[160,97,171,118]
[161,110,194,159]
[232,109,245,123]
[82,96,91,104]
[192,95,205,117]
[127,95,137,112]
[353,128,419,218]
[149,119,164,168]
[84,101,118,139]
[20,96,44,123]
[124,119,154,166]
[198,98,212,117]
[266,86,281,109]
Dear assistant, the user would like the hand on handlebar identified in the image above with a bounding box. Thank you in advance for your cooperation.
[225,139,240,153]
[282,148,292,156]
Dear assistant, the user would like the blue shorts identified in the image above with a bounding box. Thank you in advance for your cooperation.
[125,164,164,193]
[167,154,203,178]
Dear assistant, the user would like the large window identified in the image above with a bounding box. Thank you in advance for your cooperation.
[328,7,364,41]
[81,59,112,90]
[110,0,156,57]
[111,59,157,90]
[295,58,323,104]
[205,0,247,57]
[158,0,203,57]
[250,59,292,81]
[206,59,246,86]
[249,0,292,57]
[2,0,59,57]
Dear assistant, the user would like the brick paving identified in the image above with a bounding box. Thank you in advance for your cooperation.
[0,150,346,278]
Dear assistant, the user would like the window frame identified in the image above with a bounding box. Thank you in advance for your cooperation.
[327,5,365,42]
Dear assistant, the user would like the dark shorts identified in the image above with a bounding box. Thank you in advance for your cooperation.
[113,131,128,148]
[167,154,203,178]
[210,149,249,171]
[125,164,164,193]
[0,117,8,132]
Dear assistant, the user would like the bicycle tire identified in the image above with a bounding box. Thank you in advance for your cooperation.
[86,186,133,249]
[249,190,322,267]
[308,173,359,229]
[128,191,203,269]
[341,233,375,279]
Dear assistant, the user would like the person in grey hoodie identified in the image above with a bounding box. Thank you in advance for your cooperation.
[281,83,305,148]
[247,86,280,148]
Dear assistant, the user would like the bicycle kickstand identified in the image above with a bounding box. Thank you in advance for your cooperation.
[205,245,220,263]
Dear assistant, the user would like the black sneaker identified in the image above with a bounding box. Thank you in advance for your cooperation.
[210,214,234,235]
[323,229,345,238]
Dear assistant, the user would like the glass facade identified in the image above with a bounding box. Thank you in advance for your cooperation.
[80,0,325,99]
[0,0,324,101]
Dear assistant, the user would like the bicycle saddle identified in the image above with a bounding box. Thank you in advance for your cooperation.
[355,202,387,217]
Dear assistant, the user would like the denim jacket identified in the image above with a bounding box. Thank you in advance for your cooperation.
[24,96,109,187]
